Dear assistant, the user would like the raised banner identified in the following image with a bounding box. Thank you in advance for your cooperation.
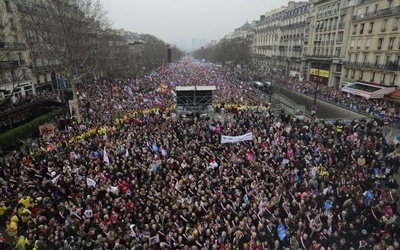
[221,132,253,144]
[39,123,55,138]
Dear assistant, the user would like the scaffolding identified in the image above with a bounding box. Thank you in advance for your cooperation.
[175,86,216,115]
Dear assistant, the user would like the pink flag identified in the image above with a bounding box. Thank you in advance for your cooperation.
[246,152,254,162]
[98,172,108,182]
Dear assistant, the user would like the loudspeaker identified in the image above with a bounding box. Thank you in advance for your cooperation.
[167,48,172,63]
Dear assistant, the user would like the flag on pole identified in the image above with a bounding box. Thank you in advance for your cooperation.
[103,147,110,164]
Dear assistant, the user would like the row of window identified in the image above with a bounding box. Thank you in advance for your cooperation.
[344,70,397,85]
[353,18,400,35]
[350,37,399,51]
[312,47,342,58]
[349,53,400,67]
[314,31,345,44]
[0,68,30,84]
[356,0,397,18]
[316,2,341,19]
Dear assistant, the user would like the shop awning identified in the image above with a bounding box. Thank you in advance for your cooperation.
[341,82,396,99]
[387,89,400,99]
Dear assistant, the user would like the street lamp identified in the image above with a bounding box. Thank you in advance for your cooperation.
[313,60,329,106]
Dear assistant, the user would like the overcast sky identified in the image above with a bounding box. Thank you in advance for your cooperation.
[101,0,293,50]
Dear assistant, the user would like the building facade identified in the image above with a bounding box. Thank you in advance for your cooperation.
[280,1,310,78]
[250,0,400,88]
[342,0,400,86]
[0,0,34,101]
[303,0,356,87]
[254,6,287,73]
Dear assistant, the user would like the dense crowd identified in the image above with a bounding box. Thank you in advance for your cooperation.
[0,89,63,114]
[0,94,37,113]
[0,59,399,250]
[285,79,400,123]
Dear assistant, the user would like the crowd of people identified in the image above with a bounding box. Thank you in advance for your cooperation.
[0,58,399,250]
[0,94,38,113]
[284,80,400,123]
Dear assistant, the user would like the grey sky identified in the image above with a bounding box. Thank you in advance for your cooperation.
[101,0,293,48]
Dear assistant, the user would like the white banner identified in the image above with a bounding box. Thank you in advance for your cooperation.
[221,132,253,144]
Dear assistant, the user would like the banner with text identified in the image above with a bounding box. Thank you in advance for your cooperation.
[221,132,253,144]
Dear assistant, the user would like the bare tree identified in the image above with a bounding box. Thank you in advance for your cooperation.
[192,46,216,63]
[18,0,110,122]
[194,38,253,68]
[140,39,165,72]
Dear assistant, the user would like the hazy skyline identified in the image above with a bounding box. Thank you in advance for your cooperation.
[101,0,294,49]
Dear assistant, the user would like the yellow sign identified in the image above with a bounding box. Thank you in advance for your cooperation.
[310,68,330,78]
[319,70,330,78]
[310,68,319,75]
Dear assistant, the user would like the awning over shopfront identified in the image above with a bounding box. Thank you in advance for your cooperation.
[387,89,400,99]
[341,82,396,99]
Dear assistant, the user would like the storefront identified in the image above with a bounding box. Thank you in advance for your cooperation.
[309,63,330,85]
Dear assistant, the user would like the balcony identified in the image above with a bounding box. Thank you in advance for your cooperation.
[343,61,399,71]
[0,60,20,69]
[293,45,302,52]
[352,6,400,22]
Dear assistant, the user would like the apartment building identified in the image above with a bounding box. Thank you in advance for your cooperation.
[343,0,400,86]
[303,0,356,87]
[254,6,287,72]
[0,0,34,101]
[17,0,73,92]
[279,1,310,78]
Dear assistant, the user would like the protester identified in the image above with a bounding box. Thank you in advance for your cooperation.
[0,58,399,250]
[284,78,400,125]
